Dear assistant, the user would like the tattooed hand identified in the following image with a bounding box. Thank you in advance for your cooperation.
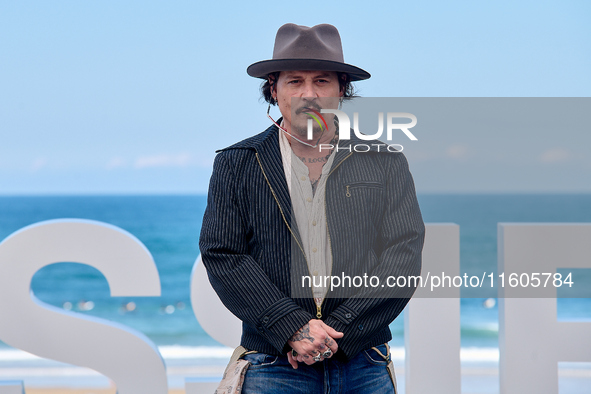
[290,323,315,343]
[287,320,343,369]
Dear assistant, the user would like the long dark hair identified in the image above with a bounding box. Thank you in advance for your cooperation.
[261,71,357,105]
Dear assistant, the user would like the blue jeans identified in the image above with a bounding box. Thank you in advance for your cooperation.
[241,344,395,394]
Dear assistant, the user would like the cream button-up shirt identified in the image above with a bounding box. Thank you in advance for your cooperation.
[278,128,335,305]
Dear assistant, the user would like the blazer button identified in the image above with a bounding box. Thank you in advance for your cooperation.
[358,324,364,330]
[345,313,352,319]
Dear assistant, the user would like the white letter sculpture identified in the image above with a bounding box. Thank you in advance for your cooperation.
[0,219,168,394]
[405,224,461,394]
[498,224,591,393]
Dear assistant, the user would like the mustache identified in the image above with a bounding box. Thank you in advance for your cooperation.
[295,104,323,114]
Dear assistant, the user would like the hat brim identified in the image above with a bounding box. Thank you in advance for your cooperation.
[247,59,370,81]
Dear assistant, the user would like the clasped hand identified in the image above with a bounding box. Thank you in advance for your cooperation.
[286,319,343,369]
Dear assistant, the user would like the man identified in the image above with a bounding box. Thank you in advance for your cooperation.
[200,23,424,393]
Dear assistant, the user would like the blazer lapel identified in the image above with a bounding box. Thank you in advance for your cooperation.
[254,126,305,251]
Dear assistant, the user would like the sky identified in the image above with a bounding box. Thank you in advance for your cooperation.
[1,0,590,195]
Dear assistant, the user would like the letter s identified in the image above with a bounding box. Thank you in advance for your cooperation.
[190,254,241,348]
[0,219,168,394]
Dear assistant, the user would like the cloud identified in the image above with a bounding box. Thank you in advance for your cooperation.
[134,153,192,169]
[30,157,47,172]
[539,148,570,163]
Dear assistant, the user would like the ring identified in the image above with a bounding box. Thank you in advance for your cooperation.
[322,349,332,358]
[313,354,322,362]
[291,349,298,357]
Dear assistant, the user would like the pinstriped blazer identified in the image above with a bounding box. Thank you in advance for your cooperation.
[199,123,425,361]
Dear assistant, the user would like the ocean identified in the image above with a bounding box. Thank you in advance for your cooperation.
[1,194,590,389]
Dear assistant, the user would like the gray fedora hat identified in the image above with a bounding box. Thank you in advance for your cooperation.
[247,23,370,81]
